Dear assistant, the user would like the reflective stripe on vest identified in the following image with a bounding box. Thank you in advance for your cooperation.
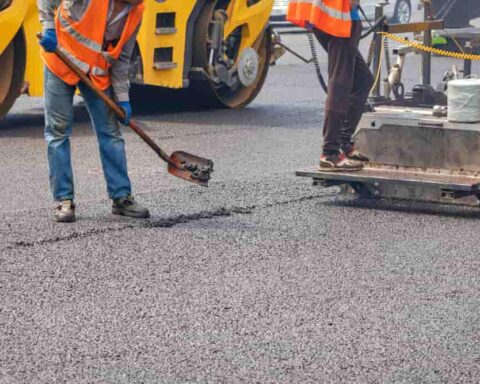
[102,52,115,65]
[42,2,144,90]
[58,46,90,73]
[287,0,352,38]
[57,12,103,53]
[58,46,108,77]
[297,0,351,21]
[91,67,109,76]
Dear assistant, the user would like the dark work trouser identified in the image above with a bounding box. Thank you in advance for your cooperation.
[314,21,374,156]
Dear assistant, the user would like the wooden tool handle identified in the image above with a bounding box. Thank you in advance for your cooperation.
[56,49,173,164]
[53,47,126,119]
[37,33,174,166]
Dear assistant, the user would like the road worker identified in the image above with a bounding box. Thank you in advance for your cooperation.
[288,0,373,171]
[38,0,150,222]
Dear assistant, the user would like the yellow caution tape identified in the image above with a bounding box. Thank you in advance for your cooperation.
[379,32,480,61]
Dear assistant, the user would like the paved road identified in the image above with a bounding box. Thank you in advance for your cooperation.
[1,34,480,383]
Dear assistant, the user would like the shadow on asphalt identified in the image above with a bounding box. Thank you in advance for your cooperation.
[327,197,480,219]
[0,105,92,138]
[0,102,318,139]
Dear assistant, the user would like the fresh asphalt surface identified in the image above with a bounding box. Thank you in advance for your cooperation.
[1,30,480,383]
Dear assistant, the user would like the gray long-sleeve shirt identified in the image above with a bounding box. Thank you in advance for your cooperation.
[37,0,140,102]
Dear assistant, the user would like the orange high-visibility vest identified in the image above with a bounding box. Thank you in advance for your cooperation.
[43,1,145,90]
[287,0,352,38]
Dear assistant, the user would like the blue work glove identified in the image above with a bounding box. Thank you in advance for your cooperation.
[39,29,57,52]
[117,101,132,125]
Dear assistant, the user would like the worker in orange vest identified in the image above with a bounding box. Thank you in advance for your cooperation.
[288,0,373,171]
[38,0,150,222]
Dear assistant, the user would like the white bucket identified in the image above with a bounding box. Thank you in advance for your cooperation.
[448,78,480,123]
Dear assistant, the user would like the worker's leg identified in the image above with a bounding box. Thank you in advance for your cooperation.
[43,67,76,201]
[341,22,374,154]
[77,83,132,200]
[314,27,357,157]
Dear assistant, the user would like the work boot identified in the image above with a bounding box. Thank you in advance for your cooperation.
[319,153,363,172]
[342,145,370,163]
[54,200,76,223]
[112,195,150,219]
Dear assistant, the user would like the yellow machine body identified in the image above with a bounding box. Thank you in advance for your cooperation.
[0,0,42,97]
[138,0,272,89]
[0,0,274,116]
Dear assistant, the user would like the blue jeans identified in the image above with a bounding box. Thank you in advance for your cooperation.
[44,67,132,201]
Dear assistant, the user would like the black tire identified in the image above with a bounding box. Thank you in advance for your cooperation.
[0,29,26,119]
[130,1,272,112]
[392,0,411,24]
[189,0,272,109]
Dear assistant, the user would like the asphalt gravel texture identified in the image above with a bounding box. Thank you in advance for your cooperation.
[1,33,480,383]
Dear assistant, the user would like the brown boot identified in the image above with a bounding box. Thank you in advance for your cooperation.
[54,200,76,223]
[112,195,150,219]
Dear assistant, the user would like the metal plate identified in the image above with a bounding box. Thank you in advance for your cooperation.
[438,27,480,41]
[238,47,259,87]
[354,108,480,172]
[387,20,445,34]
[296,167,480,192]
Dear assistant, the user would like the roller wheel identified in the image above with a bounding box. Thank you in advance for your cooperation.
[190,1,272,109]
[0,30,26,119]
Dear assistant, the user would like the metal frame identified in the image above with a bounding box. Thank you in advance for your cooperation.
[368,1,445,104]
[295,1,480,206]
[297,167,480,203]
[297,168,480,192]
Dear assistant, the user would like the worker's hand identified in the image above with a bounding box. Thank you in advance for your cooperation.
[117,101,132,125]
[39,29,58,52]
[350,0,359,7]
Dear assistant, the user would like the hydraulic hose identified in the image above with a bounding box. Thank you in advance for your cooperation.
[307,30,328,93]
[384,35,391,74]
[307,5,385,94]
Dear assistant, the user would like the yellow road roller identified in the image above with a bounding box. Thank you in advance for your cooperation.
[0,0,274,118]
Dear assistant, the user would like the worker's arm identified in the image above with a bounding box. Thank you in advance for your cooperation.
[110,25,140,103]
[38,0,89,27]
[37,0,62,29]
[37,0,68,52]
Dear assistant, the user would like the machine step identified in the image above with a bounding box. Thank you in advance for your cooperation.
[297,166,480,204]
[297,167,480,192]
[155,12,176,35]
[153,62,178,70]
[155,27,177,35]
[153,47,176,70]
